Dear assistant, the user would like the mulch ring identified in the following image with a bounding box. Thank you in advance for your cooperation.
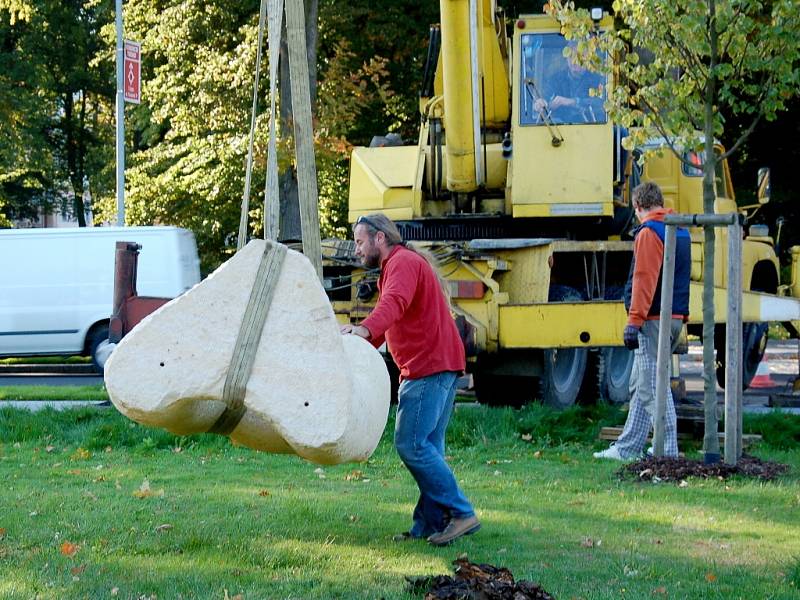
[617,454,790,483]
[406,557,554,600]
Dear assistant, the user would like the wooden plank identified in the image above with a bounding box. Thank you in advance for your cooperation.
[599,426,761,447]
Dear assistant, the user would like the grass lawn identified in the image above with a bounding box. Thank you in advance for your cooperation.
[0,404,799,600]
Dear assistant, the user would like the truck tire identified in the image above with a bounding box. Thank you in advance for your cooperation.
[539,346,588,408]
[89,324,110,375]
[598,346,634,404]
[538,285,588,408]
[714,322,769,390]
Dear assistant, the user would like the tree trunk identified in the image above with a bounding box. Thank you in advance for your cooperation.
[702,0,720,463]
[278,0,318,243]
[63,93,87,227]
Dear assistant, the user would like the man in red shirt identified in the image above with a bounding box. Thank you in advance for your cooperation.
[341,214,479,545]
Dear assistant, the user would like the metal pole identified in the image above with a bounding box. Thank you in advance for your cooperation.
[724,222,743,464]
[115,0,125,227]
[653,224,677,457]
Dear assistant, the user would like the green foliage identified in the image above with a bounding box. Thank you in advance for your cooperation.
[744,411,800,450]
[550,0,800,207]
[0,0,115,225]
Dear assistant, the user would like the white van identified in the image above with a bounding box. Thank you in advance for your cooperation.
[0,226,201,369]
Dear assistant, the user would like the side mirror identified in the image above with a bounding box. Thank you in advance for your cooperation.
[757,167,771,204]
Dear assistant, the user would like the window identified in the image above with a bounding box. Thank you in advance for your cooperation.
[519,33,607,126]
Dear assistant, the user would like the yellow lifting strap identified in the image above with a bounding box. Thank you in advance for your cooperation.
[238,0,322,282]
[218,0,320,434]
[208,240,287,435]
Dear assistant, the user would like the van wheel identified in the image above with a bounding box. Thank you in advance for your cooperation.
[89,324,110,375]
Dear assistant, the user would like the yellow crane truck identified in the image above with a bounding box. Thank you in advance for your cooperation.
[322,4,800,407]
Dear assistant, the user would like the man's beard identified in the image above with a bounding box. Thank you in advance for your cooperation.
[361,249,381,269]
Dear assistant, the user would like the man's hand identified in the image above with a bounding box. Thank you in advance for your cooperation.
[340,324,370,340]
[623,325,640,350]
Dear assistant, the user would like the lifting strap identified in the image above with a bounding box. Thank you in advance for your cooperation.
[208,240,287,435]
[219,0,318,435]
[239,0,269,251]
[285,0,322,280]
[264,0,284,242]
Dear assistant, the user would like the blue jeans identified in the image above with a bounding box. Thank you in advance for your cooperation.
[395,371,475,537]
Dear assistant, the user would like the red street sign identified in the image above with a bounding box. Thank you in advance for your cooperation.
[123,40,141,104]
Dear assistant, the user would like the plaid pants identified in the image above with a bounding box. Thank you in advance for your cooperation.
[614,319,683,458]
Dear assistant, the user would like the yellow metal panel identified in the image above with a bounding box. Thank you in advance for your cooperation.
[509,123,614,208]
[512,201,613,218]
[349,207,414,223]
[348,146,421,218]
[499,302,628,348]
[350,146,419,189]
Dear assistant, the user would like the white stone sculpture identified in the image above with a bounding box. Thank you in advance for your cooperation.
[104,240,390,465]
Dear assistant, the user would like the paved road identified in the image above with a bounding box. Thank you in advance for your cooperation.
[0,374,103,386]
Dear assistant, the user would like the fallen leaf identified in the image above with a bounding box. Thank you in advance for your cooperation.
[60,541,79,557]
[679,480,689,488]
[653,586,667,595]
[45,446,55,453]
[13,442,20,449]
[581,537,594,548]
[111,587,119,596]
[154,524,173,533]
[173,446,183,453]
[705,573,717,583]
[521,433,532,441]
[345,470,363,481]
[70,564,86,576]
[348,515,359,522]
[0,528,5,539]
[105,446,113,453]
[71,448,91,460]
[82,491,98,502]
[132,479,164,499]
[67,469,82,476]
[257,489,270,497]
[533,450,542,459]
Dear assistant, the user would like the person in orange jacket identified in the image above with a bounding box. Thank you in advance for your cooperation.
[594,182,691,460]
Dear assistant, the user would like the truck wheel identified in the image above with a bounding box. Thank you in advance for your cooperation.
[538,285,588,408]
[89,324,110,375]
[598,347,634,404]
[539,346,588,408]
[714,322,769,390]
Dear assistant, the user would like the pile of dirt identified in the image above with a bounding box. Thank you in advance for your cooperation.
[617,454,790,483]
[406,557,554,600]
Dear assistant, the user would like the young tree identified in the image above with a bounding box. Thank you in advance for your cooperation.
[549,0,800,461]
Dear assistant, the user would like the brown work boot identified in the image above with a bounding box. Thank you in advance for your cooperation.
[427,516,481,546]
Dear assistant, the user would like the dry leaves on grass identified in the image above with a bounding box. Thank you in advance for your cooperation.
[0,528,6,539]
[60,541,79,557]
[154,524,173,533]
[132,479,164,499]
[223,590,243,600]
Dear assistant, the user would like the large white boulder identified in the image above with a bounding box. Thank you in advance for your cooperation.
[104,240,390,465]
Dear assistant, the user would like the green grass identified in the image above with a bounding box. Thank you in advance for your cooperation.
[0,385,109,402]
[0,406,799,600]
[0,356,91,364]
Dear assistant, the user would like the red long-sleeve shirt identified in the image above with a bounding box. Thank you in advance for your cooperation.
[361,245,465,380]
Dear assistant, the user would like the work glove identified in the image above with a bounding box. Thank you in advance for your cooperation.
[623,325,640,350]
